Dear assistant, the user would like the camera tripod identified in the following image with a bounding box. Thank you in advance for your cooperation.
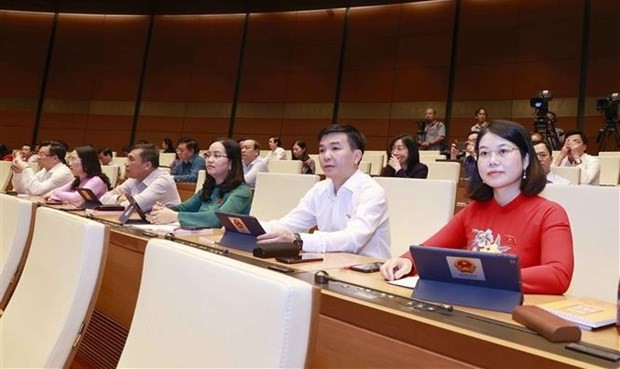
[533,116,560,150]
[597,120,620,152]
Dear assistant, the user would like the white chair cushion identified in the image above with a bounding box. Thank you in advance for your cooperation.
[250,172,319,222]
[118,239,315,368]
[0,207,107,368]
[0,195,33,302]
[375,177,456,256]
[540,185,620,302]
[268,159,303,174]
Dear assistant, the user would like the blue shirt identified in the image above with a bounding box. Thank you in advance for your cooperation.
[171,154,206,182]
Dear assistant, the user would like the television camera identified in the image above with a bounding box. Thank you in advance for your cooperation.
[530,90,559,149]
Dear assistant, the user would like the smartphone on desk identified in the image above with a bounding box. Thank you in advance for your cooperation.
[276,253,324,264]
[350,262,384,273]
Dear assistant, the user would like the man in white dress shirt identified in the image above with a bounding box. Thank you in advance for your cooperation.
[533,140,571,184]
[552,131,600,185]
[100,143,180,211]
[240,138,268,188]
[11,141,73,195]
[257,124,391,260]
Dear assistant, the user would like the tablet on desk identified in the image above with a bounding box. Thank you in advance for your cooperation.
[119,193,151,225]
[410,245,523,313]
[215,212,265,252]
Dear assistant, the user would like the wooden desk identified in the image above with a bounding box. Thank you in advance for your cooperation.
[67,224,618,369]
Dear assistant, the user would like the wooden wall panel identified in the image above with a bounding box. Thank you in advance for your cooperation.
[0,10,53,148]
[139,14,243,150]
[39,14,148,153]
[0,2,615,154]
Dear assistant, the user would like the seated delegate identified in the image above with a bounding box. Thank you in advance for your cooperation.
[149,138,252,227]
[381,120,574,294]
[380,134,428,179]
[46,145,112,203]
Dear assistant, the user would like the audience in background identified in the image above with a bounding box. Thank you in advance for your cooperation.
[257,124,391,260]
[100,143,180,211]
[240,138,268,188]
[552,130,600,185]
[150,139,252,227]
[380,134,428,179]
[291,139,316,175]
[418,108,446,151]
[546,111,565,148]
[46,145,112,203]
[171,137,205,183]
[533,140,571,185]
[21,143,39,163]
[381,120,574,294]
[470,108,489,132]
[265,136,286,162]
[97,147,114,165]
[161,137,176,153]
[0,144,13,161]
[11,140,73,195]
[450,131,479,180]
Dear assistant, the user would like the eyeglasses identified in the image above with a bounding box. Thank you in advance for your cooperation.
[536,152,549,159]
[477,147,519,160]
[203,152,228,160]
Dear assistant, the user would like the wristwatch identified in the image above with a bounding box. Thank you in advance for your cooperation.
[293,232,303,250]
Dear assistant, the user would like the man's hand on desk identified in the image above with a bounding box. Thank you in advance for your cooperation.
[380,258,413,281]
[256,227,295,244]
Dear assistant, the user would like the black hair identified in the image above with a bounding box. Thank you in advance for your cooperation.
[380,134,421,177]
[564,130,587,145]
[532,139,553,157]
[317,124,366,154]
[131,143,159,168]
[468,120,546,201]
[97,147,113,157]
[177,136,199,154]
[70,145,112,190]
[41,141,68,165]
[0,144,11,158]
[291,139,310,161]
[270,136,282,147]
[201,138,245,201]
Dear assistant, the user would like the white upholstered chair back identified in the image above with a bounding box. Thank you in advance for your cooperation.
[362,152,385,176]
[112,157,127,179]
[251,172,319,221]
[419,154,445,165]
[0,207,107,368]
[159,152,176,168]
[309,154,323,175]
[268,159,303,174]
[101,164,120,188]
[540,185,620,302]
[0,161,12,191]
[550,166,580,184]
[118,239,316,368]
[375,177,456,256]
[195,169,206,193]
[0,195,34,306]
[358,161,372,175]
[598,155,620,185]
[425,161,461,183]
[598,151,620,157]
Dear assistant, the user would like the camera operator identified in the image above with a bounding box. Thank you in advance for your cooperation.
[545,111,565,147]
[552,130,600,185]
[418,107,446,151]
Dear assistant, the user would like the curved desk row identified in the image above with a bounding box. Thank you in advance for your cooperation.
[5,197,618,369]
